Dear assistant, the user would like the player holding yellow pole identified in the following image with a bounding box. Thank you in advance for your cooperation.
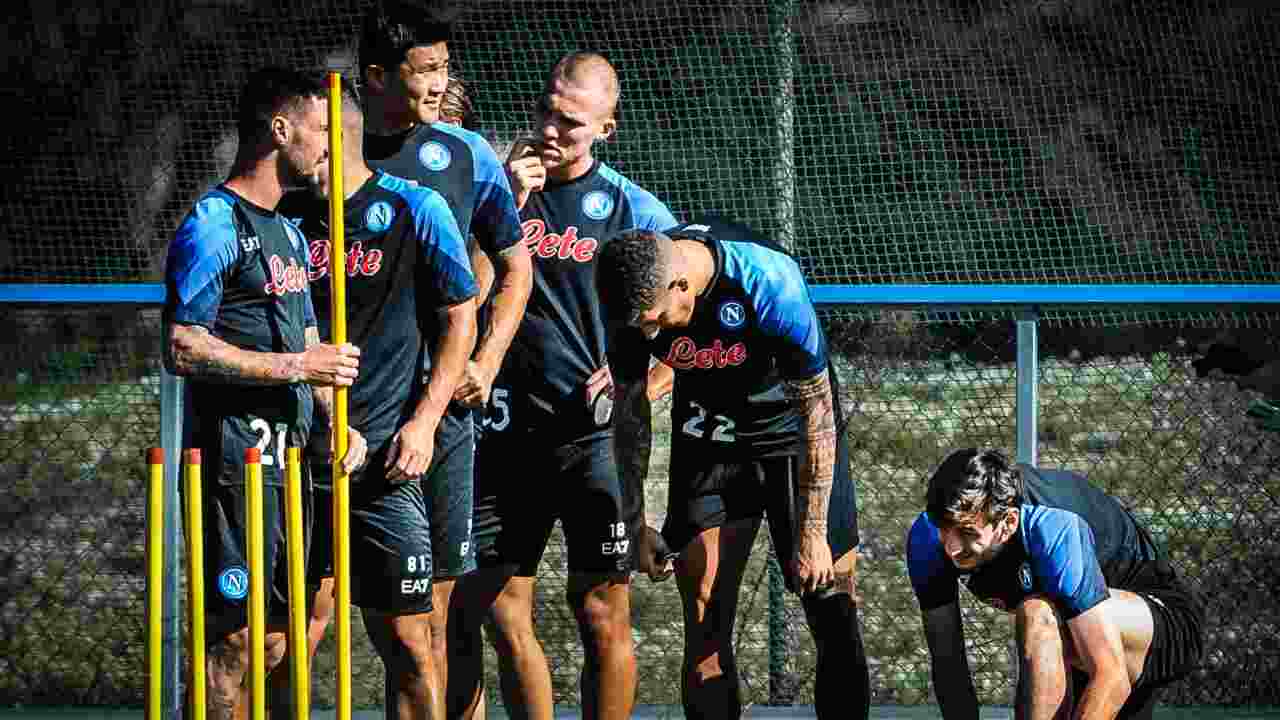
[327,70,354,720]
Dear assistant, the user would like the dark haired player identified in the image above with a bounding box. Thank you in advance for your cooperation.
[458,51,677,720]
[595,217,870,720]
[294,6,532,715]
[163,67,363,720]
[907,448,1205,720]
[278,82,477,719]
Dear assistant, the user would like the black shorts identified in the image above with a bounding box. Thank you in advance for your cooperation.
[473,428,638,576]
[662,429,859,595]
[186,413,314,641]
[309,412,476,612]
[1067,579,1205,720]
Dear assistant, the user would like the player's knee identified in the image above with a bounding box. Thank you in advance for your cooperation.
[569,577,632,651]
[207,629,250,679]
[486,598,537,657]
[383,615,437,679]
[263,632,289,672]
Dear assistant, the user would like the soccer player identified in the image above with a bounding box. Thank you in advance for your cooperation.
[596,217,870,720]
[907,448,1206,720]
[280,6,532,716]
[162,67,365,720]
[279,79,477,719]
[460,52,677,720]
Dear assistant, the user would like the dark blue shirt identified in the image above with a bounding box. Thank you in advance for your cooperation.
[365,122,521,258]
[506,160,676,441]
[164,185,315,432]
[907,466,1176,620]
[280,171,474,452]
[609,216,833,457]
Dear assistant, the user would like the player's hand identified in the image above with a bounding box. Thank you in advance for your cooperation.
[793,530,835,595]
[505,139,546,210]
[453,360,497,409]
[300,343,360,387]
[585,365,614,425]
[637,525,675,582]
[337,426,367,474]
[385,416,436,484]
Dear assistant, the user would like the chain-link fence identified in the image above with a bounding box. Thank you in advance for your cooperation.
[3,307,1278,708]
[2,0,1280,711]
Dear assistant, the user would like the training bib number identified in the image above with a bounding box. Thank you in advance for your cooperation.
[482,388,511,432]
[249,418,287,467]
[681,401,736,442]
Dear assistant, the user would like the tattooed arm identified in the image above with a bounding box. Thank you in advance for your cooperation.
[303,326,367,473]
[165,322,359,387]
[784,368,839,593]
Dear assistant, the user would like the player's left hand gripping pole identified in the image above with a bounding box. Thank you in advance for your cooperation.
[327,70,353,720]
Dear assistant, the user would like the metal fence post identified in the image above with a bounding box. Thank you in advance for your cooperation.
[160,367,184,718]
[768,0,797,706]
[1016,308,1039,466]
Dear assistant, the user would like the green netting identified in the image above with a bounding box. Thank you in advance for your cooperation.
[3,0,1280,712]
[1,1,1278,282]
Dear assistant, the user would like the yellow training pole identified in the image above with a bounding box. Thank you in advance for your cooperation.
[284,447,310,720]
[245,447,265,720]
[146,448,164,720]
[185,449,207,720]
[327,70,352,720]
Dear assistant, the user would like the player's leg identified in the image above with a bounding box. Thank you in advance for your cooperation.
[348,455,444,720]
[198,455,293,720]
[1093,582,1204,720]
[422,410,480,718]
[661,455,762,720]
[464,425,556,720]
[558,437,639,720]
[269,469,334,717]
[767,436,870,720]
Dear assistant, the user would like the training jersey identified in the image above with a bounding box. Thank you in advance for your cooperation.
[907,465,1178,620]
[279,171,475,453]
[164,185,317,470]
[365,122,521,261]
[504,159,676,441]
[609,216,838,458]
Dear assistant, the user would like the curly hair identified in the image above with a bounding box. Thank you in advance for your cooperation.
[925,448,1024,527]
[439,74,475,129]
[595,229,669,326]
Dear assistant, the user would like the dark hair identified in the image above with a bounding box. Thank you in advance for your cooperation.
[236,66,330,148]
[925,448,1024,527]
[595,229,668,326]
[359,0,452,75]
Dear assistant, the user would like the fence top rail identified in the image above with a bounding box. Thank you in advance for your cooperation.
[1,283,1278,306]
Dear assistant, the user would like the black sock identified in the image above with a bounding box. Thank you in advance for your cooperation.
[802,591,871,720]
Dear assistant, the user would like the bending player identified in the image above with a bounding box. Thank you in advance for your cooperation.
[907,449,1206,720]
[595,218,870,720]
[162,67,365,720]
[459,52,677,720]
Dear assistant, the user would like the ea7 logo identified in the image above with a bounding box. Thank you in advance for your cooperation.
[401,578,430,595]
[601,540,630,556]
[240,234,261,253]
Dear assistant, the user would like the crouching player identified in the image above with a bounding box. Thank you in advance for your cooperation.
[908,448,1206,720]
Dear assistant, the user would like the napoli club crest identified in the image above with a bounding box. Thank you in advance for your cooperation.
[718,300,746,330]
[581,190,613,220]
[419,141,451,171]
[218,566,249,600]
[365,201,394,233]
